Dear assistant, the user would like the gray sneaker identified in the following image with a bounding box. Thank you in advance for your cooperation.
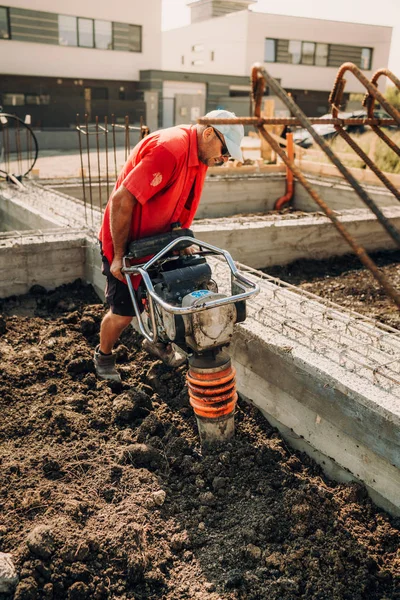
[94,345,121,382]
[142,340,187,368]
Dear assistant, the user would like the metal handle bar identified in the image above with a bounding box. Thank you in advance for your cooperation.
[122,237,260,342]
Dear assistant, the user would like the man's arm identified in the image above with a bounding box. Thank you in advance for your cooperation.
[109,185,137,282]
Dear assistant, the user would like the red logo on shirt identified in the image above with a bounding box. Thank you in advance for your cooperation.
[151,172,163,186]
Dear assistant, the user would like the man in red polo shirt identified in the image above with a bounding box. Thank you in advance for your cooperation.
[94,109,244,382]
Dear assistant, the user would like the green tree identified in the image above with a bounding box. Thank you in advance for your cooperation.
[385,85,400,110]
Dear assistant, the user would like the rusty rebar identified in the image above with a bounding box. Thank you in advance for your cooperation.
[256,125,400,308]
[329,62,400,126]
[333,126,400,202]
[360,68,400,160]
[104,115,110,200]
[95,116,102,217]
[112,114,117,180]
[364,68,400,115]
[84,113,94,225]
[197,116,398,126]
[247,64,400,247]
[15,117,22,177]
[368,124,400,160]
[125,115,130,161]
[26,121,31,177]
[76,114,88,225]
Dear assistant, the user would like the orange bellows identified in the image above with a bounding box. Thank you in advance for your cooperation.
[187,362,237,420]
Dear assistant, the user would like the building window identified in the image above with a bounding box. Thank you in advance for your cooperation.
[264,38,276,62]
[128,24,141,52]
[78,17,94,48]
[26,94,50,105]
[288,40,302,64]
[315,43,328,66]
[95,19,112,49]
[301,41,315,65]
[192,59,204,66]
[0,6,9,39]
[211,50,214,61]
[192,44,204,52]
[181,55,184,65]
[2,93,25,106]
[360,47,372,70]
[58,15,77,46]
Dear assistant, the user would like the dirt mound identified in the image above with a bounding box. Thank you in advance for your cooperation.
[0,280,399,599]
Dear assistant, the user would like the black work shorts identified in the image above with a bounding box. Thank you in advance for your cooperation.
[101,251,136,317]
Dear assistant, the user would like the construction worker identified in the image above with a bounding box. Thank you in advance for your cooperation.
[94,110,245,382]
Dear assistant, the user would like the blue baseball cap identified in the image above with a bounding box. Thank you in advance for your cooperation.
[204,109,244,162]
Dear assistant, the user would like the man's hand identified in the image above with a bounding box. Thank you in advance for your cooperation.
[174,245,197,256]
[110,256,125,282]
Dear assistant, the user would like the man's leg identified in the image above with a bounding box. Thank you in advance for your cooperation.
[99,310,132,355]
[95,250,136,381]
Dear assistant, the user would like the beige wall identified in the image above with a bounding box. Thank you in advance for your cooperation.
[1,0,162,80]
[162,10,392,92]
[162,11,249,75]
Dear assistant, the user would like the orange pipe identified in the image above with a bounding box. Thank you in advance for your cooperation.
[187,362,237,419]
[274,132,294,210]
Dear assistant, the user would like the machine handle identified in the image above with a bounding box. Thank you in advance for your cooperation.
[122,237,260,342]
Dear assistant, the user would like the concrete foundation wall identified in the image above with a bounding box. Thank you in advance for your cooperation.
[193,206,400,269]
[0,196,63,232]
[197,173,286,218]
[0,231,87,297]
[197,171,396,218]
[294,177,398,213]
[211,260,400,516]
[234,330,400,516]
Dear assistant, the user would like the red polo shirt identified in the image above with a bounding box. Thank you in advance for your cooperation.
[99,125,208,270]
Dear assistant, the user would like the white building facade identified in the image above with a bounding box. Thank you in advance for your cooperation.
[0,0,162,127]
[162,1,393,116]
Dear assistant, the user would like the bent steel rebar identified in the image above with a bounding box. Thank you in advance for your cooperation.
[250,63,400,248]
[76,114,148,226]
[362,68,400,160]
[199,63,400,308]
[326,65,400,201]
[329,62,400,126]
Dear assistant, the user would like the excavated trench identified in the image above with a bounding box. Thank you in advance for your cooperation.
[0,278,399,600]
[0,175,400,599]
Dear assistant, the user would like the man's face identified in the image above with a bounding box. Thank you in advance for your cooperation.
[198,127,231,167]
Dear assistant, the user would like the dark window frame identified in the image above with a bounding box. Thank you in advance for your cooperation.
[315,42,329,67]
[5,7,142,54]
[264,38,277,63]
[288,39,302,65]
[301,40,316,66]
[58,14,78,47]
[129,23,142,53]
[361,47,373,70]
[77,16,94,48]
[0,5,11,40]
[268,38,373,70]
[2,92,25,106]
[94,18,113,50]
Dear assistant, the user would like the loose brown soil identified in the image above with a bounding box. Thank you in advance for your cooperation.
[264,250,400,330]
[0,278,399,600]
